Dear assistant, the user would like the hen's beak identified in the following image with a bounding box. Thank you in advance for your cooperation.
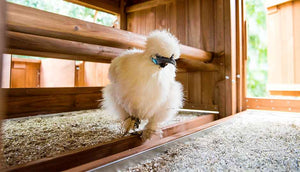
[154,54,176,68]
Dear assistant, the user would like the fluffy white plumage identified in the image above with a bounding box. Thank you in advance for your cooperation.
[102,30,183,140]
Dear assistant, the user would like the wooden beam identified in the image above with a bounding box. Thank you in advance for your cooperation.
[246,97,300,112]
[7,31,124,63]
[6,32,217,71]
[7,2,145,49]
[5,114,215,171]
[64,0,120,15]
[6,3,213,64]
[3,87,103,119]
[126,0,174,13]
[64,114,235,172]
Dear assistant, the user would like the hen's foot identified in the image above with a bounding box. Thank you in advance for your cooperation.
[122,116,141,136]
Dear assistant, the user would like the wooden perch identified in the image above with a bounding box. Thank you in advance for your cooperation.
[7,31,218,71]
[7,3,214,66]
[7,31,124,63]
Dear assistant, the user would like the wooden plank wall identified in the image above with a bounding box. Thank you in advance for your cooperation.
[126,0,227,117]
[267,1,300,95]
[4,87,102,119]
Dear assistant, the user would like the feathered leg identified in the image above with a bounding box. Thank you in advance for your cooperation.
[141,82,183,141]
[122,116,141,136]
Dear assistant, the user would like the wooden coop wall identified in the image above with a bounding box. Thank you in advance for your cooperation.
[267,0,300,96]
[125,0,238,117]
[2,0,244,119]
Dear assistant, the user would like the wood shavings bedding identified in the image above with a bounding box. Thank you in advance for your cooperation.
[124,110,300,171]
[1,109,200,167]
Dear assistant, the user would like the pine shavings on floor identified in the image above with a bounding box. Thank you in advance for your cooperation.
[1,109,201,167]
[124,110,300,172]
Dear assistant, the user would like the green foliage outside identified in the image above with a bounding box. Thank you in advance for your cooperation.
[246,0,268,97]
[7,0,117,60]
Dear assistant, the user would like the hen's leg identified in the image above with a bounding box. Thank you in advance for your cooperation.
[141,82,183,141]
[123,116,141,136]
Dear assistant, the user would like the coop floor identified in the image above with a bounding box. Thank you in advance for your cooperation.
[95,110,300,172]
[1,109,203,167]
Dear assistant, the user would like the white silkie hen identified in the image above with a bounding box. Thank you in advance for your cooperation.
[102,30,183,140]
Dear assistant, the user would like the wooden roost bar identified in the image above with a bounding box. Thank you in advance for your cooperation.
[0,0,249,171]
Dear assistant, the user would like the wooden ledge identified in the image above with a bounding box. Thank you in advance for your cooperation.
[246,97,300,112]
[4,114,215,172]
[64,114,235,172]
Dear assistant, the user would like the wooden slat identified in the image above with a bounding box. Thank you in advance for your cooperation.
[64,114,233,172]
[246,97,300,112]
[7,2,213,64]
[5,114,215,172]
[3,87,103,118]
[65,0,120,14]
[126,0,173,13]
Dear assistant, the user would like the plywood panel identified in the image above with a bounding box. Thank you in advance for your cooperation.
[40,59,75,87]
[1,54,11,88]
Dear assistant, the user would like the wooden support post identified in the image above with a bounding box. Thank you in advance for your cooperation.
[120,0,127,30]
[223,0,237,117]
[0,0,6,169]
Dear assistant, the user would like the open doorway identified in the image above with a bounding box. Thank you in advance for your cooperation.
[246,0,300,98]
[245,0,300,111]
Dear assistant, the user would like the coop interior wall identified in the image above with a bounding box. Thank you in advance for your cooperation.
[126,0,226,114]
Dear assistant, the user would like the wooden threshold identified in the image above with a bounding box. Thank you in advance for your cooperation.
[246,97,300,112]
[4,114,215,172]
[64,114,235,172]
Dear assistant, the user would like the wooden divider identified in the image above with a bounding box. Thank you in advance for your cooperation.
[6,2,216,71]
[4,114,215,172]
[3,87,103,119]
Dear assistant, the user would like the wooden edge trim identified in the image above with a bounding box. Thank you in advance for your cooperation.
[11,57,41,63]
[246,97,300,112]
[126,0,174,13]
[4,114,215,171]
[63,114,235,172]
[266,0,294,8]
